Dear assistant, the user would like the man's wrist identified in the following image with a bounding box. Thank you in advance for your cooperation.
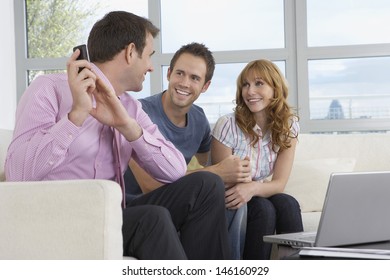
[68,109,89,127]
[204,164,221,178]
[117,119,143,142]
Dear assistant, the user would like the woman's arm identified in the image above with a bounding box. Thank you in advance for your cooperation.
[225,137,298,209]
[253,137,297,196]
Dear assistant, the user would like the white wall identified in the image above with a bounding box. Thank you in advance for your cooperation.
[0,0,16,130]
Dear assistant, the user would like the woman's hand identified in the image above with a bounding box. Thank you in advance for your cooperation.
[225,181,256,209]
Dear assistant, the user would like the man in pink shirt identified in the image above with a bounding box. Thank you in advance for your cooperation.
[5,11,230,260]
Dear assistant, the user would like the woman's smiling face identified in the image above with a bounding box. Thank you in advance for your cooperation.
[241,71,274,114]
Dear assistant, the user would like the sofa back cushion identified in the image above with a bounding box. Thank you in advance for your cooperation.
[284,157,356,212]
[294,133,390,172]
[285,133,390,213]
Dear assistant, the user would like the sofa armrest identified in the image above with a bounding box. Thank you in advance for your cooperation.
[0,129,13,182]
[0,179,123,260]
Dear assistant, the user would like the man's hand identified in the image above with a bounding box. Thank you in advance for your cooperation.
[214,155,252,184]
[89,78,129,127]
[67,49,142,141]
[67,48,96,126]
[89,77,142,141]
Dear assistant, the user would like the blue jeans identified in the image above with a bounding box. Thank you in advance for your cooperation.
[244,193,303,259]
[225,205,247,259]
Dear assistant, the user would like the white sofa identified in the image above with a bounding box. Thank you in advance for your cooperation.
[0,129,124,260]
[3,128,390,259]
[189,132,390,234]
[284,133,390,232]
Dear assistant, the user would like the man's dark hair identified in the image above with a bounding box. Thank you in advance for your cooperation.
[169,42,215,83]
[87,11,159,63]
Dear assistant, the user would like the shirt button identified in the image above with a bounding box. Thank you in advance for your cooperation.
[48,161,54,165]
[68,134,73,139]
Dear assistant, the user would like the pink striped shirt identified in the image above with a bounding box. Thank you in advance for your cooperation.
[5,64,186,183]
[212,113,299,181]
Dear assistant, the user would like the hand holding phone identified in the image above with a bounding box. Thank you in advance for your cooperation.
[73,44,90,73]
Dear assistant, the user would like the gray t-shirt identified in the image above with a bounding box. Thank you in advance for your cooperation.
[125,91,211,196]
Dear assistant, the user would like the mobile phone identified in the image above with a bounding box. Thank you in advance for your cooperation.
[73,44,90,72]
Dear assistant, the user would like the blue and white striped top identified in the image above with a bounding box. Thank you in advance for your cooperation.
[212,113,299,181]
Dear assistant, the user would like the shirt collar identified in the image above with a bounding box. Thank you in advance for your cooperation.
[252,124,271,146]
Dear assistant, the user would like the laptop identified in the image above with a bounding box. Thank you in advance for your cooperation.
[264,171,390,248]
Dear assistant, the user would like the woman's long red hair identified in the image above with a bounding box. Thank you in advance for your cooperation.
[234,59,298,152]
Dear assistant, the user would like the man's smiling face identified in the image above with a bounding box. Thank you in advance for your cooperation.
[166,52,209,110]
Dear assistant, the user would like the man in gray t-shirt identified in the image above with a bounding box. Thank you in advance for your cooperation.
[124,43,252,259]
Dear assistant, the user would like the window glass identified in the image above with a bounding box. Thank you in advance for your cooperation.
[26,0,148,59]
[25,0,150,95]
[307,0,390,46]
[28,69,150,99]
[163,61,285,124]
[308,57,390,120]
[160,0,284,53]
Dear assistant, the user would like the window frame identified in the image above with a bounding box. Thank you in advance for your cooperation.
[14,0,390,133]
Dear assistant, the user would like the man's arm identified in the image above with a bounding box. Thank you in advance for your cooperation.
[194,152,209,167]
[70,54,186,183]
[129,146,252,193]
[5,112,82,181]
[6,51,98,181]
[188,152,252,185]
[128,159,164,193]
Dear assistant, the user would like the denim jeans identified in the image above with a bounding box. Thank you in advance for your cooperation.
[225,205,247,259]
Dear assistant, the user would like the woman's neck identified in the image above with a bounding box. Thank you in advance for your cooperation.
[253,111,268,133]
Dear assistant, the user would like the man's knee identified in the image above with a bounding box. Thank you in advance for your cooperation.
[141,205,172,225]
[192,171,224,193]
[123,205,173,230]
[175,171,224,198]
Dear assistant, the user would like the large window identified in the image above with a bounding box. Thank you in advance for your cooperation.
[14,0,390,133]
[16,0,150,97]
[300,0,390,132]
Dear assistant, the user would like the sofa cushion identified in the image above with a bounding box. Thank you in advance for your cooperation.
[284,158,356,213]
